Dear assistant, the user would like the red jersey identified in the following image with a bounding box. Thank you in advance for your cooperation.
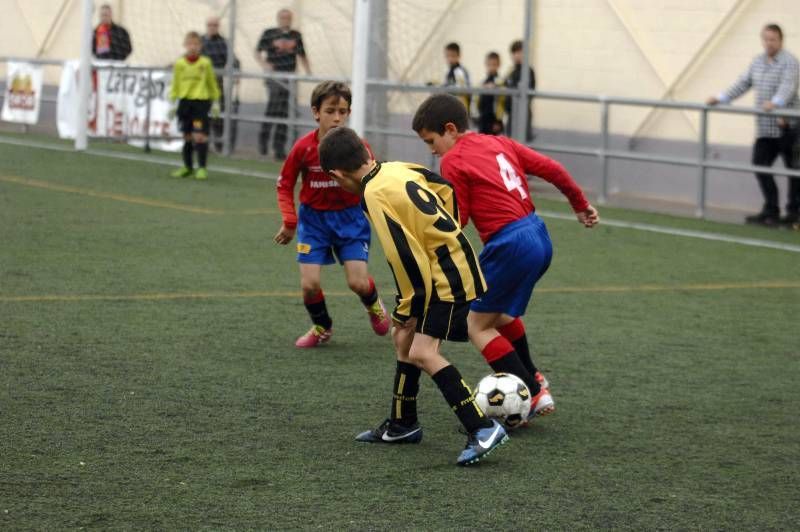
[439,133,590,242]
[276,129,369,228]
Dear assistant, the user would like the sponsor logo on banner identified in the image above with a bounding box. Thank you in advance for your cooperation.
[2,61,44,124]
[57,61,183,151]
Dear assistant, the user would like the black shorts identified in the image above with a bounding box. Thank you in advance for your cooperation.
[415,301,471,342]
[177,99,211,135]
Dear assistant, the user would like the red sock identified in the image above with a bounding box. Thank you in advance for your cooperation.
[304,290,325,306]
[498,318,525,342]
[480,335,538,392]
[359,276,378,306]
[481,336,516,363]
[303,290,332,329]
[498,318,538,379]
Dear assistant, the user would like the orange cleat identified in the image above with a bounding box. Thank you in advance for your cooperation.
[535,371,550,390]
[527,387,555,422]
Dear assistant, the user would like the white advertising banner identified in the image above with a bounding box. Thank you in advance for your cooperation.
[2,61,44,124]
[57,60,182,151]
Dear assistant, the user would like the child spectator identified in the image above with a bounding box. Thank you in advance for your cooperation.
[443,42,471,112]
[477,51,505,134]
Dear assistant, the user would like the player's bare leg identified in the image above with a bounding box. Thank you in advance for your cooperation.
[295,263,333,348]
[494,313,549,390]
[468,311,554,419]
[343,260,390,336]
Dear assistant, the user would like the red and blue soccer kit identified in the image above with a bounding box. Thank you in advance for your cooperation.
[440,133,589,316]
[277,129,372,265]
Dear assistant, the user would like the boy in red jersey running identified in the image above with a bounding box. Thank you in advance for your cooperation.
[412,94,599,421]
[274,82,391,347]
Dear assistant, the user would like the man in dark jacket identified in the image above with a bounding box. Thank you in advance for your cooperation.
[92,4,132,61]
[505,40,536,142]
[202,16,240,152]
[255,8,311,160]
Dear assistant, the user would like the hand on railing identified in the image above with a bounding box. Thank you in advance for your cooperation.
[211,101,221,119]
[577,205,600,228]
[706,96,720,106]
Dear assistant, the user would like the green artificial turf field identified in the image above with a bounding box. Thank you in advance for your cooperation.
[1,139,798,529]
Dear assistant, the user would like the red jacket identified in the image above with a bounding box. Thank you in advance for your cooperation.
[440,133,589,243]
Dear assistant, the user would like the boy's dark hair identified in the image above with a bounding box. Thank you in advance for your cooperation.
[510,40,523,53]
[763,23,783,39]
[486,51,500,61]
[445,42,461,54]
[311,81,352,110]
[412,93,469,134]
[319,127,370,173]
[185,31,202,42]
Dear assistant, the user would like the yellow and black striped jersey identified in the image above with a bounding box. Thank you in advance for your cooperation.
[361,161,486,322]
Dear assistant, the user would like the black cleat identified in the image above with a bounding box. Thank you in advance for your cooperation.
[355,419,423,444]
[745,211,780,226]
[780,212,799,227]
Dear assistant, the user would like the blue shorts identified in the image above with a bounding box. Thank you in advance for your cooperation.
[296,204,371,265]
[471,213,553,317]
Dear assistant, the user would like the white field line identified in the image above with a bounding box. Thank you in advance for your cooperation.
[2,134,799,253]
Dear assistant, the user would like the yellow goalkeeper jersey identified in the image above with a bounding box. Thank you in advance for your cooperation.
[169,55,220,101]
[361,161,486,322]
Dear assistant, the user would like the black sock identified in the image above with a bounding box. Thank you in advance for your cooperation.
[304,291,332,330]
[490,353,540,395]
[498,319,539,377]
[391,361,421,426]
[482,336,540,394]
[360,276,378,307]
[431,365,492,433]
[512,335,539,377]
[196,142,208,168]
[182,141,193,169]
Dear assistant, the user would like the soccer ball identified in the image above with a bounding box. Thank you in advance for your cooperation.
[474,372,532,429]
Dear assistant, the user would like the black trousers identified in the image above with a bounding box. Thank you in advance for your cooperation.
[259,79,289,155]
[210,80,239,151]
[752,128,799,215]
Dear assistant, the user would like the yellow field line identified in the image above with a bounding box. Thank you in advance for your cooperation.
[0,175,275,215]
[1,281,798,303]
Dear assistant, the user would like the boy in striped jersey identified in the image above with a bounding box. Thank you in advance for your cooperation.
[319,126,508,466]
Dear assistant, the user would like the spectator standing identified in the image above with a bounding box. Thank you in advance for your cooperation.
[504,40,536,142]
[255,8,311,160]
[707,24,800,226]
[442,42,471,112]
[92,4,132,61]
[477,51,505,135]
[202,16,240,153]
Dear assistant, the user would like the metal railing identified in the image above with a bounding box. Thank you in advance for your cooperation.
[2,57,799,218]
[364,79,800,218]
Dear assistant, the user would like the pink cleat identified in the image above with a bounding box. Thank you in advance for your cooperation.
[366,298,391,336]
[295,325,333,348]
